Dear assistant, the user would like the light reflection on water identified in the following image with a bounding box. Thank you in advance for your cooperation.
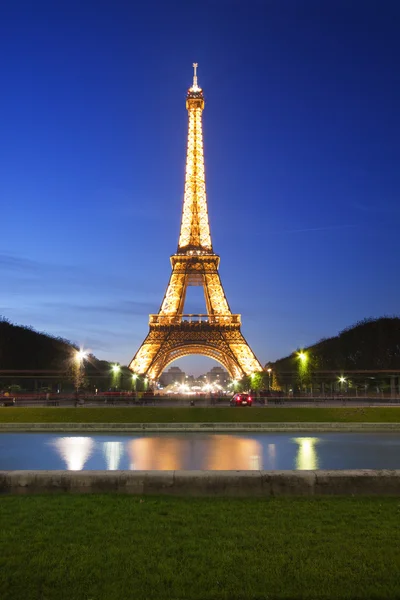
[50,437,95,471]
[103,441,124,470]
[128,435,262,470]
[47,435,263,471]
[267,443,276,469]
[1,432,400,471]
[293,437,319,470]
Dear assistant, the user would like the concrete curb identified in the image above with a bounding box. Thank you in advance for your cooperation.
[1,422,400,432]
[1,469,400,496]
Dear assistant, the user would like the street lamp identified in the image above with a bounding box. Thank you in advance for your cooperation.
[74,349,87,401]
[297,351,308,394]
[298,351,307,363]
[75,349,87,363]
[267,368,272,391]
[111,364,121,391]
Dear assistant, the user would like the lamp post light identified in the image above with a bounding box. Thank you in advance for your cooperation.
[297,351,308,394]
[76,350,87,364]
[267,368,272,391]
[111,364,121,391]
[250,371,258,395]
[74,349,87,402]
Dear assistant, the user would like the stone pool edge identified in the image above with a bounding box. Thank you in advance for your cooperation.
[1,422,400,432]
[1,469,400,496]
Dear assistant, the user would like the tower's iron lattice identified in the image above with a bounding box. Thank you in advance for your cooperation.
[129,64,263,381]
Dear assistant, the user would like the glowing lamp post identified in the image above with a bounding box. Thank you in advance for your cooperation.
[76,350,87,364]
[298,352,307,363]
[267,368,272,391]
[111,364,121,390]
[297,351,308,393]
[73,349,87,400]
[132,373,137,392]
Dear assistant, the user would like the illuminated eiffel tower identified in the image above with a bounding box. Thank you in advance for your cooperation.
[129,64,263,381]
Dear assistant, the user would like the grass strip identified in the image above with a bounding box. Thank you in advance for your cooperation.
[1,406,400,423]
[1,495,400,600]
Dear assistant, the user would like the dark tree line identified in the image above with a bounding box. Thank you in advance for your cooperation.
[0,317,74,370]
[0,317,151,392]
[270,317,400,373]
[0,316,115,375]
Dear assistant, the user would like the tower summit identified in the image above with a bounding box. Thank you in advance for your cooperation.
[178,63,211,253]
[129,65,263,381]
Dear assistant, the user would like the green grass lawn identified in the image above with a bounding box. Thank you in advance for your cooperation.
[1,406,400,423]
[1,495,400,600]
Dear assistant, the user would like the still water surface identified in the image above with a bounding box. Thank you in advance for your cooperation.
[1,432,400,471]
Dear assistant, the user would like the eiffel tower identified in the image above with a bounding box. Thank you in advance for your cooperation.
[129,64,263,381]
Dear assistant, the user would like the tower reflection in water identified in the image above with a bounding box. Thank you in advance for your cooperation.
[128,435,262,470]
[293,437,320,470]
[51,437,94,470]
[103,442,124,470]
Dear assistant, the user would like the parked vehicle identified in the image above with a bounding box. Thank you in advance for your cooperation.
[230,393,253,407]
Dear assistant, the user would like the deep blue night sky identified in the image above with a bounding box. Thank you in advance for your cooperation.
[1,0,399,375]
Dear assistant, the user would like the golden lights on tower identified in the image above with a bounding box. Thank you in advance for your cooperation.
[179,62,211,251]
[129,64,264,380]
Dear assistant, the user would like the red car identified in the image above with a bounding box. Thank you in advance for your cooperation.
[230,393,253,407]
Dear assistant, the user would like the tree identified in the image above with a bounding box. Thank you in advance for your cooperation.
[250,371,268,391]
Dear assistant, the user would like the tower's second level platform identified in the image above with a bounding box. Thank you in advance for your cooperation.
[149,314,241,328]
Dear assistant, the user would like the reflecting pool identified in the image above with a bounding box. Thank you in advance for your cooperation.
[1,432,400,471]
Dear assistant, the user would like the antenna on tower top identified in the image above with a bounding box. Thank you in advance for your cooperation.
[192,62,199,90]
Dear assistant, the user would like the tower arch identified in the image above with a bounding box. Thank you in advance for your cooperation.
[150,343,241,381]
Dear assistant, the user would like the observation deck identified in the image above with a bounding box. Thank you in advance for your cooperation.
[149,314,241,328]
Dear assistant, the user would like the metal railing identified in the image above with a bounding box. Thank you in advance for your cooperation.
[2,393,400,408]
